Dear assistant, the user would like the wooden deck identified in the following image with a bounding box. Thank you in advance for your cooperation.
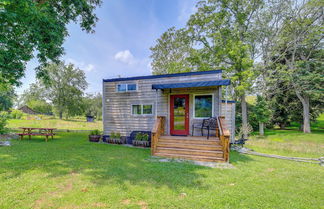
[151,116,230,162]
[154,135,225,162]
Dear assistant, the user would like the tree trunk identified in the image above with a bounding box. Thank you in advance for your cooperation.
[279,123,285,129]
[295,92,311,133]
[59,111,63,119]
[241,94,248,138]
[259,122,264,136]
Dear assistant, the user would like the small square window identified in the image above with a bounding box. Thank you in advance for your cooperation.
[117,84,127,92]
[132,105,142,115]
[143,105,153,114]
[127,84,137,91]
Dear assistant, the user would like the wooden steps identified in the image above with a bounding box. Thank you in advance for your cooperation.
[153,136,225,162]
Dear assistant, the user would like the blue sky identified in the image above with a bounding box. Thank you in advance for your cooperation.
[17,0,197,95]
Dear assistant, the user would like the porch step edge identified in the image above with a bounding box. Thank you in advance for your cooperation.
[154,152,225,162]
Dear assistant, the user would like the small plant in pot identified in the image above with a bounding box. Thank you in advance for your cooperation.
[89,129,101,142]
[133,132,150,147]
[108,132,122,144]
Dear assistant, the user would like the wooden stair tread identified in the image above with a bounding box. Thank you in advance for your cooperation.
[156,147,223,157]
[160,135,219,140]
[158,139,220,145]
[157,147,223,154]
[154,152,225,162]
[157,143,222,151]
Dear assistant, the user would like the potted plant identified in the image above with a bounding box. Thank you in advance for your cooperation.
[89,129,101,142]
[132,132,150,147]
[108,132,122,144]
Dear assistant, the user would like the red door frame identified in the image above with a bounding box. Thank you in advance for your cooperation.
[170,94,189,135]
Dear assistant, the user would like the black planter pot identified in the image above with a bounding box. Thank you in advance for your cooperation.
[132,140,150,147]
[107,138,123,144]
[86,116,95,122]
[89,135,101,142]
[102,136,108,143]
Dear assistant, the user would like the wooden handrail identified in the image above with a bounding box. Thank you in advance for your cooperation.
[217,116,230,162]
[151,116,165,155]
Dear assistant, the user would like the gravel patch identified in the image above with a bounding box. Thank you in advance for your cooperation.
[147,156,235,168]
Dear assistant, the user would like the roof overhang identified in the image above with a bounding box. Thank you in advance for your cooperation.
[152,79,231,90]
[103,70,222,82]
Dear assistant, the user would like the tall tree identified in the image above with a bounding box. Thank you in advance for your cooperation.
[254,95,271,135]
[150,0,262,137]
[83,93,102,120]
[0,0,101,86]
[44,62,88,119]
[150,27,194,74]
[263,0,323,133]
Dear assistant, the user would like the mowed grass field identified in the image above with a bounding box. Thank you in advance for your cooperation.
[0,132,323,209]
[7,118,102,131]
[247,114,324,158]
[1,115,323,208]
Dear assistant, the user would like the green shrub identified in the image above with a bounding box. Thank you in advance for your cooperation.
[142,133,149,141]
[10,109,24,119]
[0,111,9,134]
[135,132,143,141]
[89,129,101,135]
[110,131,115,139]
[110,132,121,139]
[115,132,121,139]
[135,132,149,141]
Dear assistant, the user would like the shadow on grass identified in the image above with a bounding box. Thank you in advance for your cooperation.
[0,133,218,192]
[229,150,253,164]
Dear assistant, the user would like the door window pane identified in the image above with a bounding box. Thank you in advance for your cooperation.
[174,97,186,130]
[132,105,142,115]
[194,95,213,118]
[143,105,152,114]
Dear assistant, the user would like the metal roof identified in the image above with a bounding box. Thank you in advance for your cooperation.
[103,70,222,82]
[152,79,231,89]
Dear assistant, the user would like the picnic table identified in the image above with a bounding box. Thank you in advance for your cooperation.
[18,127,57,142]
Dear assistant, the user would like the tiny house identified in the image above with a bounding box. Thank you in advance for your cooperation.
[103,70,235,162]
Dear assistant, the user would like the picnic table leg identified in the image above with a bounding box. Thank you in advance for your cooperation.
[45,135,48,142]
[28,128,32,140]
[20,135,23,140]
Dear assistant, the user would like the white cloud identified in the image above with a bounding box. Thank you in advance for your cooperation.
[114,50,135,65]
[65,58,95,72]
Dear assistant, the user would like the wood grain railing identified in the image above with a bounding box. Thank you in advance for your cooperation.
[217,116,230,162]
[151,116,165,155]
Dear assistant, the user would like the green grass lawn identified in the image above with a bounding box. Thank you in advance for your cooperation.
[7,118,102,131]
[247,114,324,158]
[1,132,323,208]
[247,129,324,158]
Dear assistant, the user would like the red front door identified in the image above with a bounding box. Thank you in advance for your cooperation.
[170,94,189,135]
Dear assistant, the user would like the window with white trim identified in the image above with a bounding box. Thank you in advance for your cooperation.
[117,83,137,92]
[131,104,153,115]
[194,95,213,118]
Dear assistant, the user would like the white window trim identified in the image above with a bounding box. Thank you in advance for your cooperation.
[131,104,154,116]
[116,83,138,92]
[193,94,214,119]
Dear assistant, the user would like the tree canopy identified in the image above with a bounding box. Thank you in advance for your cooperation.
[44,62,88,119]
[150,0,323,133]
[0,0,101,86]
